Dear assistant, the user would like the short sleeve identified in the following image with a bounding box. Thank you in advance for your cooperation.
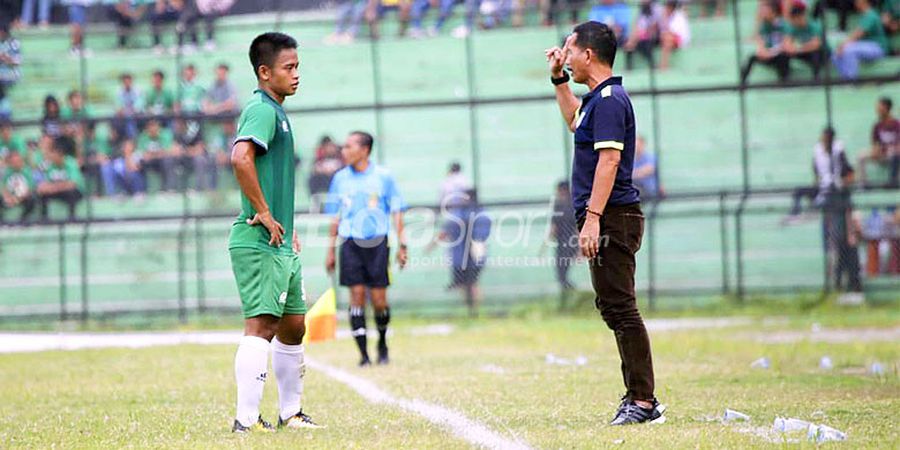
[322,173,342,216]
[591,97,626,151]
[234,102,276,154]
[385,174,408,213]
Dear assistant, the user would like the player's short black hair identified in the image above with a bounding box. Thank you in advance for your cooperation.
[152,69,165,79]
[52,135,76,156]
[823,126,836,138]
[249,32,298,79]
[879,97,893,111]
[351,131,374,154]
[572,22,617,68]
[120,72,132,81]
[449,161,461,173]
[218,62,230,71]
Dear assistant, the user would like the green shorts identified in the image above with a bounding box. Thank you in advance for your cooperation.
[230,248,308,318]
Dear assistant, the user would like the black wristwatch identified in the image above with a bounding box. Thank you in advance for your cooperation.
[551,71,570,86]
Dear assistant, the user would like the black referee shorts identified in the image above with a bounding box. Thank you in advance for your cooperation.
[339,237,391,287]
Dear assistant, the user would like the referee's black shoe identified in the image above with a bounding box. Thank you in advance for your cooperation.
[359,355,372,367]
[377,344,389,365]
[610,399,667,426]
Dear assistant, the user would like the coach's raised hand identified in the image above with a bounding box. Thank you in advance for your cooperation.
[247,210,285,248]
[545,45,565,77]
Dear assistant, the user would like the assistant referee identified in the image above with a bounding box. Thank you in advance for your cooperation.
[545,21,666,425]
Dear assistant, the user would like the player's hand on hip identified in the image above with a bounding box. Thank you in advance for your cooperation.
[396,246,408,270]
[292,230,302,254]
[247,211,285,248]
[579,217,601,259]
[325,249,336,274]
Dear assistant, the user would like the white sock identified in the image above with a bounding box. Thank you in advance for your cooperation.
[234,335,270,427]
[272,337,305,421]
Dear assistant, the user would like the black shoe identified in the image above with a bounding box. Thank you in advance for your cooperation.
[611,394,629,422]
[231,415,275,433]
[610,399,667,426]
[359,356,372,367]
[377,345,389,365]
[278,410,325,429]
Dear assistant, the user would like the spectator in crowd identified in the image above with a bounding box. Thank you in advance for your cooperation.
[61,90,93,139]
[127,118,178,193]
[115,73,143,138]
[632,135,660,198]
[883,0,900,34]
[439,161,473,208]
[1,150,37,223]
[659,0,690,70]
[202,63,238,117]
[177,64,205,115]
[699,0,725,17]
[19,0,52,29]
[0,0,17,29]
[0,23,21,121]
[624,0,663,70]
[309,135,343,211]
[366,0,413,40]
[109,0,147,49]
[151,0,186,55]
[328,0,368,44]
[0,119,26,160]
[832,0,889,80]
[741,1,788,84]
[542,0,587,26]
[80,121,118,197]
[479,0,514,30]
[588,0,632,44]
[858,96,899,187]
[448,0,483,38]
[813,0,855,31]
[429,189,492,317]
[549,180,577,291]
[785,126,853,222]
[174,117,214,191]
[175,0,228,52]
[38,136,85,221]
[66,0,94,57]
[145,70,175,118]
[783,2,829,81]
[41,95,64,139]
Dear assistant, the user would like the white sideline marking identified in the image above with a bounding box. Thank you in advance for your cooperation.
[305,357,531,450]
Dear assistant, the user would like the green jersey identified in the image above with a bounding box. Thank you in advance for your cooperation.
[135,129,175,159]
[3,167,34,198]
[784,19,828,50]
[857,9,890,53]
[228,89,296,255]
[759,19,785,49]
[144,87,176,116]
[179,81,206,113]
[60,105,94,122]
[44,156,85,192]
[0,135,26,158]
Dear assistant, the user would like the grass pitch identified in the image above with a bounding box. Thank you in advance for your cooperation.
[0,308,897,449]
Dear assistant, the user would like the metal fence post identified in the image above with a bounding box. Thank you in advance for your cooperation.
[80,222,89,323]
[731,0,750,193]
[369,38,386,164]
[734,194,748,302]
[195,217,206,313]
[464,32,481,193]
[58,223,67,321]
[177,219,187,324]
[647,200,658,310]
[719,191,730,295]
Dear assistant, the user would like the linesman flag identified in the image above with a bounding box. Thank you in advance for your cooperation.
[303,287,337,344]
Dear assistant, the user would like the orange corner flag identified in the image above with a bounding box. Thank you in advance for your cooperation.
[304,288,337,344]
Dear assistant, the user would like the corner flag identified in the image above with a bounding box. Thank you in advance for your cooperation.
[304,287,337,344]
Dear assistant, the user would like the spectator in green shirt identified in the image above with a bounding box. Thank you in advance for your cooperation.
[81,121,118,197]
[145,69,175,118]
[741,1,789,84]
[0,119,26,161]
[37,136,84,221]
[783,3,828,81]
[881,0,899,34]
[177,63,205,114]
[61,90,94,139]
[119,118,178,193]
[832,0,889,80]
[1,150,37,223]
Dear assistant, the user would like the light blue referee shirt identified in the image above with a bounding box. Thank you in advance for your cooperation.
[324,162,408,240]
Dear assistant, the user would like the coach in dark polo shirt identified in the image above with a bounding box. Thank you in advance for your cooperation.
[545,21,665,425]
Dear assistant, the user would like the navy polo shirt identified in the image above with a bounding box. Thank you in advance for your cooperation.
[571,76,640,221]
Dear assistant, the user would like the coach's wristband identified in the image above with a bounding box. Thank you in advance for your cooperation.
[551,72,570,86]
[586,208,602,218]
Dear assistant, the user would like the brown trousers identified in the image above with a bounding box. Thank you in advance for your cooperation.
[578,203,655,401]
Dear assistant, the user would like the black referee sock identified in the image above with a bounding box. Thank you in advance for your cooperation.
[375,307,391,351]
[349,306,369,360]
